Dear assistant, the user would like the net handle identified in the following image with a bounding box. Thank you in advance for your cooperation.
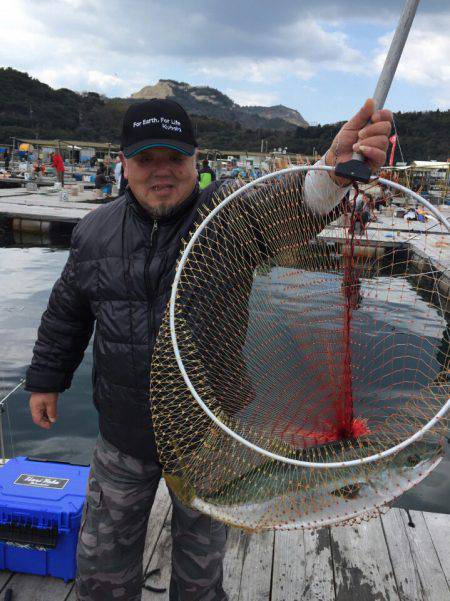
[169,165,450,469]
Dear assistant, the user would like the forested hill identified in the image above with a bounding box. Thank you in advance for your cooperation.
[0,68,448,161]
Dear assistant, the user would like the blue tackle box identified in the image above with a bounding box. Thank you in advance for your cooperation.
[0,456,90,581]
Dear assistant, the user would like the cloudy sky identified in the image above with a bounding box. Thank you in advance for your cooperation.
[1,0,449,124]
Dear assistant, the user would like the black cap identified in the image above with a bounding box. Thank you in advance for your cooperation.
[121,99,197,158]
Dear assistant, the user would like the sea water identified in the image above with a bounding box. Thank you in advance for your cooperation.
[0,245,448,513]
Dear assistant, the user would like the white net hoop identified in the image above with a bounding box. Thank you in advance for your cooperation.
[169,166,450,470]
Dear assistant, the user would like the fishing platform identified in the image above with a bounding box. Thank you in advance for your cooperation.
[1,188,449,304]
[319,205,450,304]
[0,188,101,224]
[0,479,448,600]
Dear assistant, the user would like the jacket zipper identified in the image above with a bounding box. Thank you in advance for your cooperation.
[144,220,159,357]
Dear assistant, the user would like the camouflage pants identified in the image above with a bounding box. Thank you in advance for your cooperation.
[76,435,228,601]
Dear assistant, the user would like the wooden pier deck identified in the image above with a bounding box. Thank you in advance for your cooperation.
[0,481,449,600]
[319,207,450,296]
[0,189,102,223]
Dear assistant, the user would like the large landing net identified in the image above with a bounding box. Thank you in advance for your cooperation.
[151,167,450,531]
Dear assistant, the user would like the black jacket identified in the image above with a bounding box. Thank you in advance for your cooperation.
[26,183,221,461]
[26,177,335,462]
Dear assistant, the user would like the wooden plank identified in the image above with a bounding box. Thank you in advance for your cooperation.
[142,479,172,571]
[385,509,450,601]
[0,202,94,222]
[320,211,450,269]
[403,510,450,600]
[142,508,172,601]
[238,530,274,601]
[64,585,77,601]
[331,515,399,601]
[0,194,99,208]
[422,511,450,587]
[0,189,31,197]
[381,509,424,600]
[272,527,334,601]
[0,572,14,592]
[223,527,250,601]
[0,573,71,600]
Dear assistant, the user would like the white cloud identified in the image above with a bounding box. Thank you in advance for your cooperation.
[0,1,47,71]
[32,66,131,96]
[86,70,124,92]
[195,58,315,84]
[0,2,365,93]
[0,1,449,121]
[279,19,364,71]
[432,95,450,111]
[373,14,450,108]
[226,89,280,107]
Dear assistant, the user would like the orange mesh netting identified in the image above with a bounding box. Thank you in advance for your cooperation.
[151,169,449,531]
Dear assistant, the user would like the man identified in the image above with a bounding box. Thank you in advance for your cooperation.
[350,193,372,235]
[3,149,10,171]
[102,156,114,179]
[94,166,108,197]
[26,97,391,600]
[51,151,65,187]
[114,156,123,191]
[198,158,216,189]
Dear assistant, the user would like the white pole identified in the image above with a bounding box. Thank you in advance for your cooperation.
[353,0,420,166]
[336,0,421,181]
[169,165,450,469]
[372,0,420,110]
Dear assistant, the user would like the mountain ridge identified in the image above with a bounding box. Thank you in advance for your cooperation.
[131,79,309,130]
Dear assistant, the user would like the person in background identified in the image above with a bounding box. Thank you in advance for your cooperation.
[103,157,113,179]
[114,157,122,191]
[52,151,65,187]
[350,194,372,235]
[118,168,128,195]
[198,158,216,189]
[33,158,45,175]
[3,150,10,171]
[94,167,108,191]
[117,147,128,195]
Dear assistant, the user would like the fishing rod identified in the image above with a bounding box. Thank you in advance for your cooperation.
[335,0,420,183]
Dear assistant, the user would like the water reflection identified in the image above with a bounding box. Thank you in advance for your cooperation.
[0,246,96,465]
[245,265,450,513]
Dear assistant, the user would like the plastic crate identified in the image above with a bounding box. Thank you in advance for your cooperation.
[0,456,89,581]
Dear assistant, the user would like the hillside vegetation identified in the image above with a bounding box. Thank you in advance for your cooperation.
[0,68,448,161]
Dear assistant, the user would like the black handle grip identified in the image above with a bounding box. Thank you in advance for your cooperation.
[334,159,371,184]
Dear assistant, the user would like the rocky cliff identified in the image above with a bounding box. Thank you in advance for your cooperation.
[131,79,308,130]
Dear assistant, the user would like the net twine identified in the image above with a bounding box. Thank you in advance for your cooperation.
[151,170,449,530]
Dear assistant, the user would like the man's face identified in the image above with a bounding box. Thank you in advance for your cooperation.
[122,147,197,219]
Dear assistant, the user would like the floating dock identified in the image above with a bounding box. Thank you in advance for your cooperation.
[0,480,448,600]
[1,190,449,301]
[319,207,450,307]
[0,188,101,224]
